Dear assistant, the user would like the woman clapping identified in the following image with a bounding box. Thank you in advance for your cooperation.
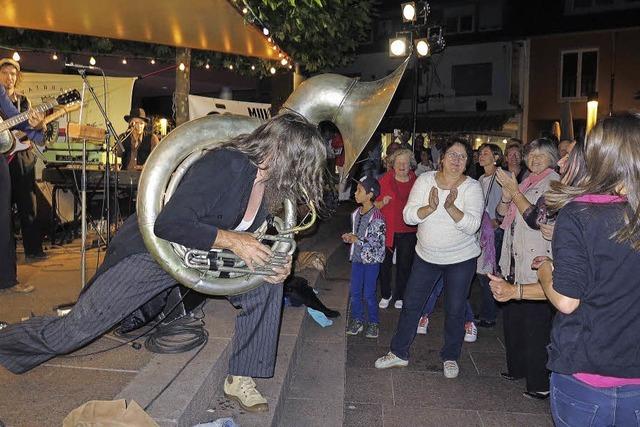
[374,138,483,379]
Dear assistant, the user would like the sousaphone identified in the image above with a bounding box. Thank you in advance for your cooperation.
[138,58,409,296]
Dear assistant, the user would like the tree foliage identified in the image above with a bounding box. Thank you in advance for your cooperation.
[246,0,377,73]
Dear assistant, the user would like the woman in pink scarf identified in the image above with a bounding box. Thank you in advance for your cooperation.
[494,138,559,399]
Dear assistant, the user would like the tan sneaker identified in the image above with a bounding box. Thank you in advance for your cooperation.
[3,283,35,293]
[223,375,268,412]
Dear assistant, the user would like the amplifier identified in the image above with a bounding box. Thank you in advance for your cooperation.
[43,142,121,167]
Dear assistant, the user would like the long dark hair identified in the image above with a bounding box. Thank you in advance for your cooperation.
[222,112,326,208]
[546,113,640,251]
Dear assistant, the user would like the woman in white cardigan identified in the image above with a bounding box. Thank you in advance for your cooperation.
[495,138,559,399]
[374,138,484,379]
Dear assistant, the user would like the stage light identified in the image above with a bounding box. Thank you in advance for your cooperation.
[150,59,156,64]
[89,56,96,66]
[415,38,430,57]
[389,37,408,57]
[263,27,269,36]
[122,58,127,64]
[12,52,20,61]
[281,58,288,66]
[270,67,276,74]
[401,2,416,22]
[52,53,58,60]
[178,62,186,71]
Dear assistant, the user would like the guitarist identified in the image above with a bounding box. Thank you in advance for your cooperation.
[0,58,45,294]
[0,58,48,263]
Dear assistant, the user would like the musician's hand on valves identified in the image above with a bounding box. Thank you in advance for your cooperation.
[222,230,273,271]
[27,109,46,130]
[264,255,293,284]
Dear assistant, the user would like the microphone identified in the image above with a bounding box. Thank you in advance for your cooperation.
[64,63,102,71]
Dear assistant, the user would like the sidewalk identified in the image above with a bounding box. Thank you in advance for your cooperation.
[343,268,553,425]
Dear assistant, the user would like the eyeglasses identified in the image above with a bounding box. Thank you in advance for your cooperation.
[445,152,468,161]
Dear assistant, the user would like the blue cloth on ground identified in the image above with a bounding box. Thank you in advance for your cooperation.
[307,307,333,327]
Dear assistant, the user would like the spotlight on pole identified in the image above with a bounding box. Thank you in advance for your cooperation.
[415,38,430,57]
[389,36,409,57]
[401,2,417,22]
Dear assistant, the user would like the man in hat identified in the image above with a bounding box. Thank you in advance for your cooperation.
[0,57,45,294]
[117,107,159,171]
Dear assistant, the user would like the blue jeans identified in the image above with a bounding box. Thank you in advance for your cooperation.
[551,372,640,426]
[420,276,474,322]
[350,262,380,324]
[391,255,477,361]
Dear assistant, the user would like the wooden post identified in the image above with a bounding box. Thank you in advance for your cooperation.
[175,48,191,126]
[293,63,305,90]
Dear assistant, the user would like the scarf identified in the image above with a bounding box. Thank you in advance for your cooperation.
[501,168,555,231]
[573,194,627,203]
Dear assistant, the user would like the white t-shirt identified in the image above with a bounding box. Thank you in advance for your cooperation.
[403,171,484,265]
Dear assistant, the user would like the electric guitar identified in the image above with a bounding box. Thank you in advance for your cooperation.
[0,89,81,155]
[5,103,82,163]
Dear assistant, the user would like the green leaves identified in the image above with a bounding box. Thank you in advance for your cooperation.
[247,0,376,72]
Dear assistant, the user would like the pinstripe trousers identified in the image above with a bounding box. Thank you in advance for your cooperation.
[0,253,283,378]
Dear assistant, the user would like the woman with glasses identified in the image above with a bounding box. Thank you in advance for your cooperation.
[374,138,483,379]
[495,138,559,399]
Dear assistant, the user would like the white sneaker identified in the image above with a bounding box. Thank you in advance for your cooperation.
[443,360,459,378]
[374,352,408,369]
[394,300,403,309]
[223,375,269,412]
[416,315,429,335]
[464,321,478,343]
[378,297,391,309]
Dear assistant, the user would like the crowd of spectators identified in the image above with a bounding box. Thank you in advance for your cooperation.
[343,116,640,424]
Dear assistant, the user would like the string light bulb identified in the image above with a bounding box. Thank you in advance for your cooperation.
[251,65,256,70]
[122,58,127,64]
[242,7,248,14]
[12,52,20,61]
[205,63,210,69]
[150,59,156,65]
[263,28,269,36]
[280,58,288,66]
[288,64,293,70]
[52,53,58,60]
[267,37,272,43]
[229,64,234,70]
[178,62,186,71]
[89,56,96,66]
[270,67,276,75]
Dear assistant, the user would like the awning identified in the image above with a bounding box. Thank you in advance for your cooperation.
[0,0,278,60]
[380,110,517,133]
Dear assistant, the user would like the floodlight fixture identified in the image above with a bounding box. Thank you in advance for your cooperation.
[415,38,430,57]
[401,2,417,22]
[389,36,409,57]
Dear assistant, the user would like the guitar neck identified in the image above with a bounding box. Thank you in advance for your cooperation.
[43,105,77,126]
[0,101,58,132]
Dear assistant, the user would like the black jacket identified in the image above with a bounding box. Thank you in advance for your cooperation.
[120,132,157,169]
[95,148,268,277]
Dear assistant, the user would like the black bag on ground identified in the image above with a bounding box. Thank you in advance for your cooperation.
[284,276,340,318]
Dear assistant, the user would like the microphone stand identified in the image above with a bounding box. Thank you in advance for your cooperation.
[73,68,125,287]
